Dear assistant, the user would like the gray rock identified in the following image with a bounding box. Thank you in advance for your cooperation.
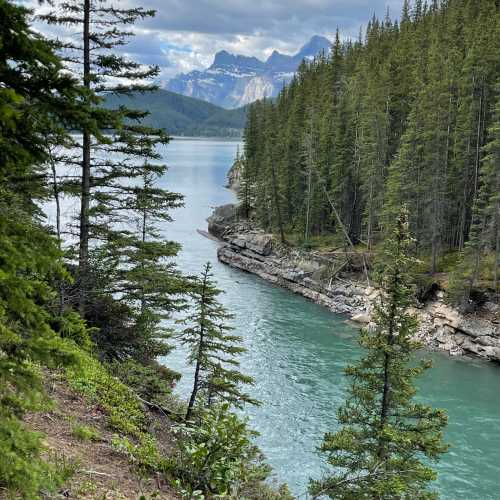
[351,313,371,324]
[207,204,237,239]
[227,233,273,256]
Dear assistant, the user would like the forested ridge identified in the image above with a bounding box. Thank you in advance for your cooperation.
[104,89,247,137]
[241,0,500,306]
[0,0,466,497]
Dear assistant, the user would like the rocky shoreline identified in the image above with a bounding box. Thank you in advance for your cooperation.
[208,204,500,363]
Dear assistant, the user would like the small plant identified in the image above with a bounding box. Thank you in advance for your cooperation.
[166,404,288,499]
[66,351,147,438]
[71,423,101,442]
[111,434,165,475]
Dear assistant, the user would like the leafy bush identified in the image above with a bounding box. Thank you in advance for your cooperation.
[166,404,291,499]
[108,358,180,408]
[71,423,101,442]
[112,434,166,475]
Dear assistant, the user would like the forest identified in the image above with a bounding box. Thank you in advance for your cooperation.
[0,0,287,497]
[241,0,500,308]
[104,89,247,137]
[0,0,490,498]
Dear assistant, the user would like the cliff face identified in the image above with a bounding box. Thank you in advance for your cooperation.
[166,36,331,109]
[208,205,500,362]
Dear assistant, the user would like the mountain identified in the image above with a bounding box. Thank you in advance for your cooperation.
[166,35,331,109]
[104,89,247,137]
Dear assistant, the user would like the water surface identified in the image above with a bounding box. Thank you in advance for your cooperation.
[160,137,500,499]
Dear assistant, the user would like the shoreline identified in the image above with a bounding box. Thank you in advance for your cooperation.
[207,203,500,363]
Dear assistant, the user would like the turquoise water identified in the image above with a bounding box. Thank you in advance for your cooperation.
[159,138,500,499]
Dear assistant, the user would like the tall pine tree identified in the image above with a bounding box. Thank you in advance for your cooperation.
[310,208,448,499]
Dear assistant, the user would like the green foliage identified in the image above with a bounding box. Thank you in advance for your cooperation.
[243,0,500,283]
[51,311,94,352]
[112,434,165,475]
[0,0,92,496]
[108,358,180,408]
[66,351,147,438]
[310,208,448,499]
[71,423,101,442]
[178,262,258,420]
[104,89,247,137]
[0,417,77,499]
[167,404,288,499]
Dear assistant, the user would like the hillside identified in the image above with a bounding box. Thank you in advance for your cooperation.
[239,0,499,308]
[104,89,247,137]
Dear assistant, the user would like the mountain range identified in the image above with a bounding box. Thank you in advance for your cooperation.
[104,89,247,137]
[166,35,332,109]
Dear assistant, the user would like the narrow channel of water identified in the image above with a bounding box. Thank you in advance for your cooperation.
[160,138,500,499]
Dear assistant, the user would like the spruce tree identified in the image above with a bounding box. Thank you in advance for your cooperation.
[177,262,258,421]
[482,83,500,302]
[310,208,448,499]
[41,1,184,318]
[0,1,91,494]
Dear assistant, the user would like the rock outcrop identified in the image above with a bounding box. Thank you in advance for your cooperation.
[207,204,238,239]
[208,206,500,363]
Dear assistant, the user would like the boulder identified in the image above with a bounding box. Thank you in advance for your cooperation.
[207,204,237,239]
[227,232,273,257]
[246,234,273,256]
[351,312,371,324]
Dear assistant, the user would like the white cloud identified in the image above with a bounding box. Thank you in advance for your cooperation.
[22,0,404,82]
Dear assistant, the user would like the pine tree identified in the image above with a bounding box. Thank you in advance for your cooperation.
[0,1,91,494]
[482,83,500,302]
[310,208,448,499]
[41,1,183,316]
[177,263,258,421]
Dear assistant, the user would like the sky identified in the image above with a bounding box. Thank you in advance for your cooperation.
[22,0,405,84]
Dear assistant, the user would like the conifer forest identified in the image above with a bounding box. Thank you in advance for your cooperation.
[0,0,499,498]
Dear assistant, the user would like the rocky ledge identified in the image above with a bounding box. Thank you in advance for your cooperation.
[208,204,500,363]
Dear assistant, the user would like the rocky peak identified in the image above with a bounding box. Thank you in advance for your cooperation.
[167,35,332,109]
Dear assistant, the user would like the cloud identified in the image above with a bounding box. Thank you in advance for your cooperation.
[25,0,404,82]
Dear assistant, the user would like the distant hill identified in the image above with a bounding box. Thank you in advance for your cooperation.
[167,35,332,109]
[104,89,247,137]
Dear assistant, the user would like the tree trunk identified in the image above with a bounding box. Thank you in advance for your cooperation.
[270,160,286,244]
[186,271,209,421]
[78,0,91,315]
[378,238,401,461]
[49,148,64,315]
[494,209,499,304]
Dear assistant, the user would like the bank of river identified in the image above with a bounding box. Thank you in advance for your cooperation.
[159,137,500,499]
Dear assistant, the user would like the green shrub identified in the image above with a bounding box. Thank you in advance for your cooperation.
[111,434,166,475]
[71,423,101,442]
[66,351,146,437]
[108,359,180,408]
[166,404,291,499]
[51,311,95,352]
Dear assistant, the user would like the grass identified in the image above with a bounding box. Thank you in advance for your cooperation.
[71,423,101,442]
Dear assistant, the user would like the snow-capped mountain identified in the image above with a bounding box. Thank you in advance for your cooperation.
[166,35,331,109]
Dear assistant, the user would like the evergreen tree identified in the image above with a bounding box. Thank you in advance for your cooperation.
[0,1,91,494]
[41,0,184,317]
[243,0,499,294]
[482,83,500,302]
[177,263,258,421]
[310,208,448,499]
